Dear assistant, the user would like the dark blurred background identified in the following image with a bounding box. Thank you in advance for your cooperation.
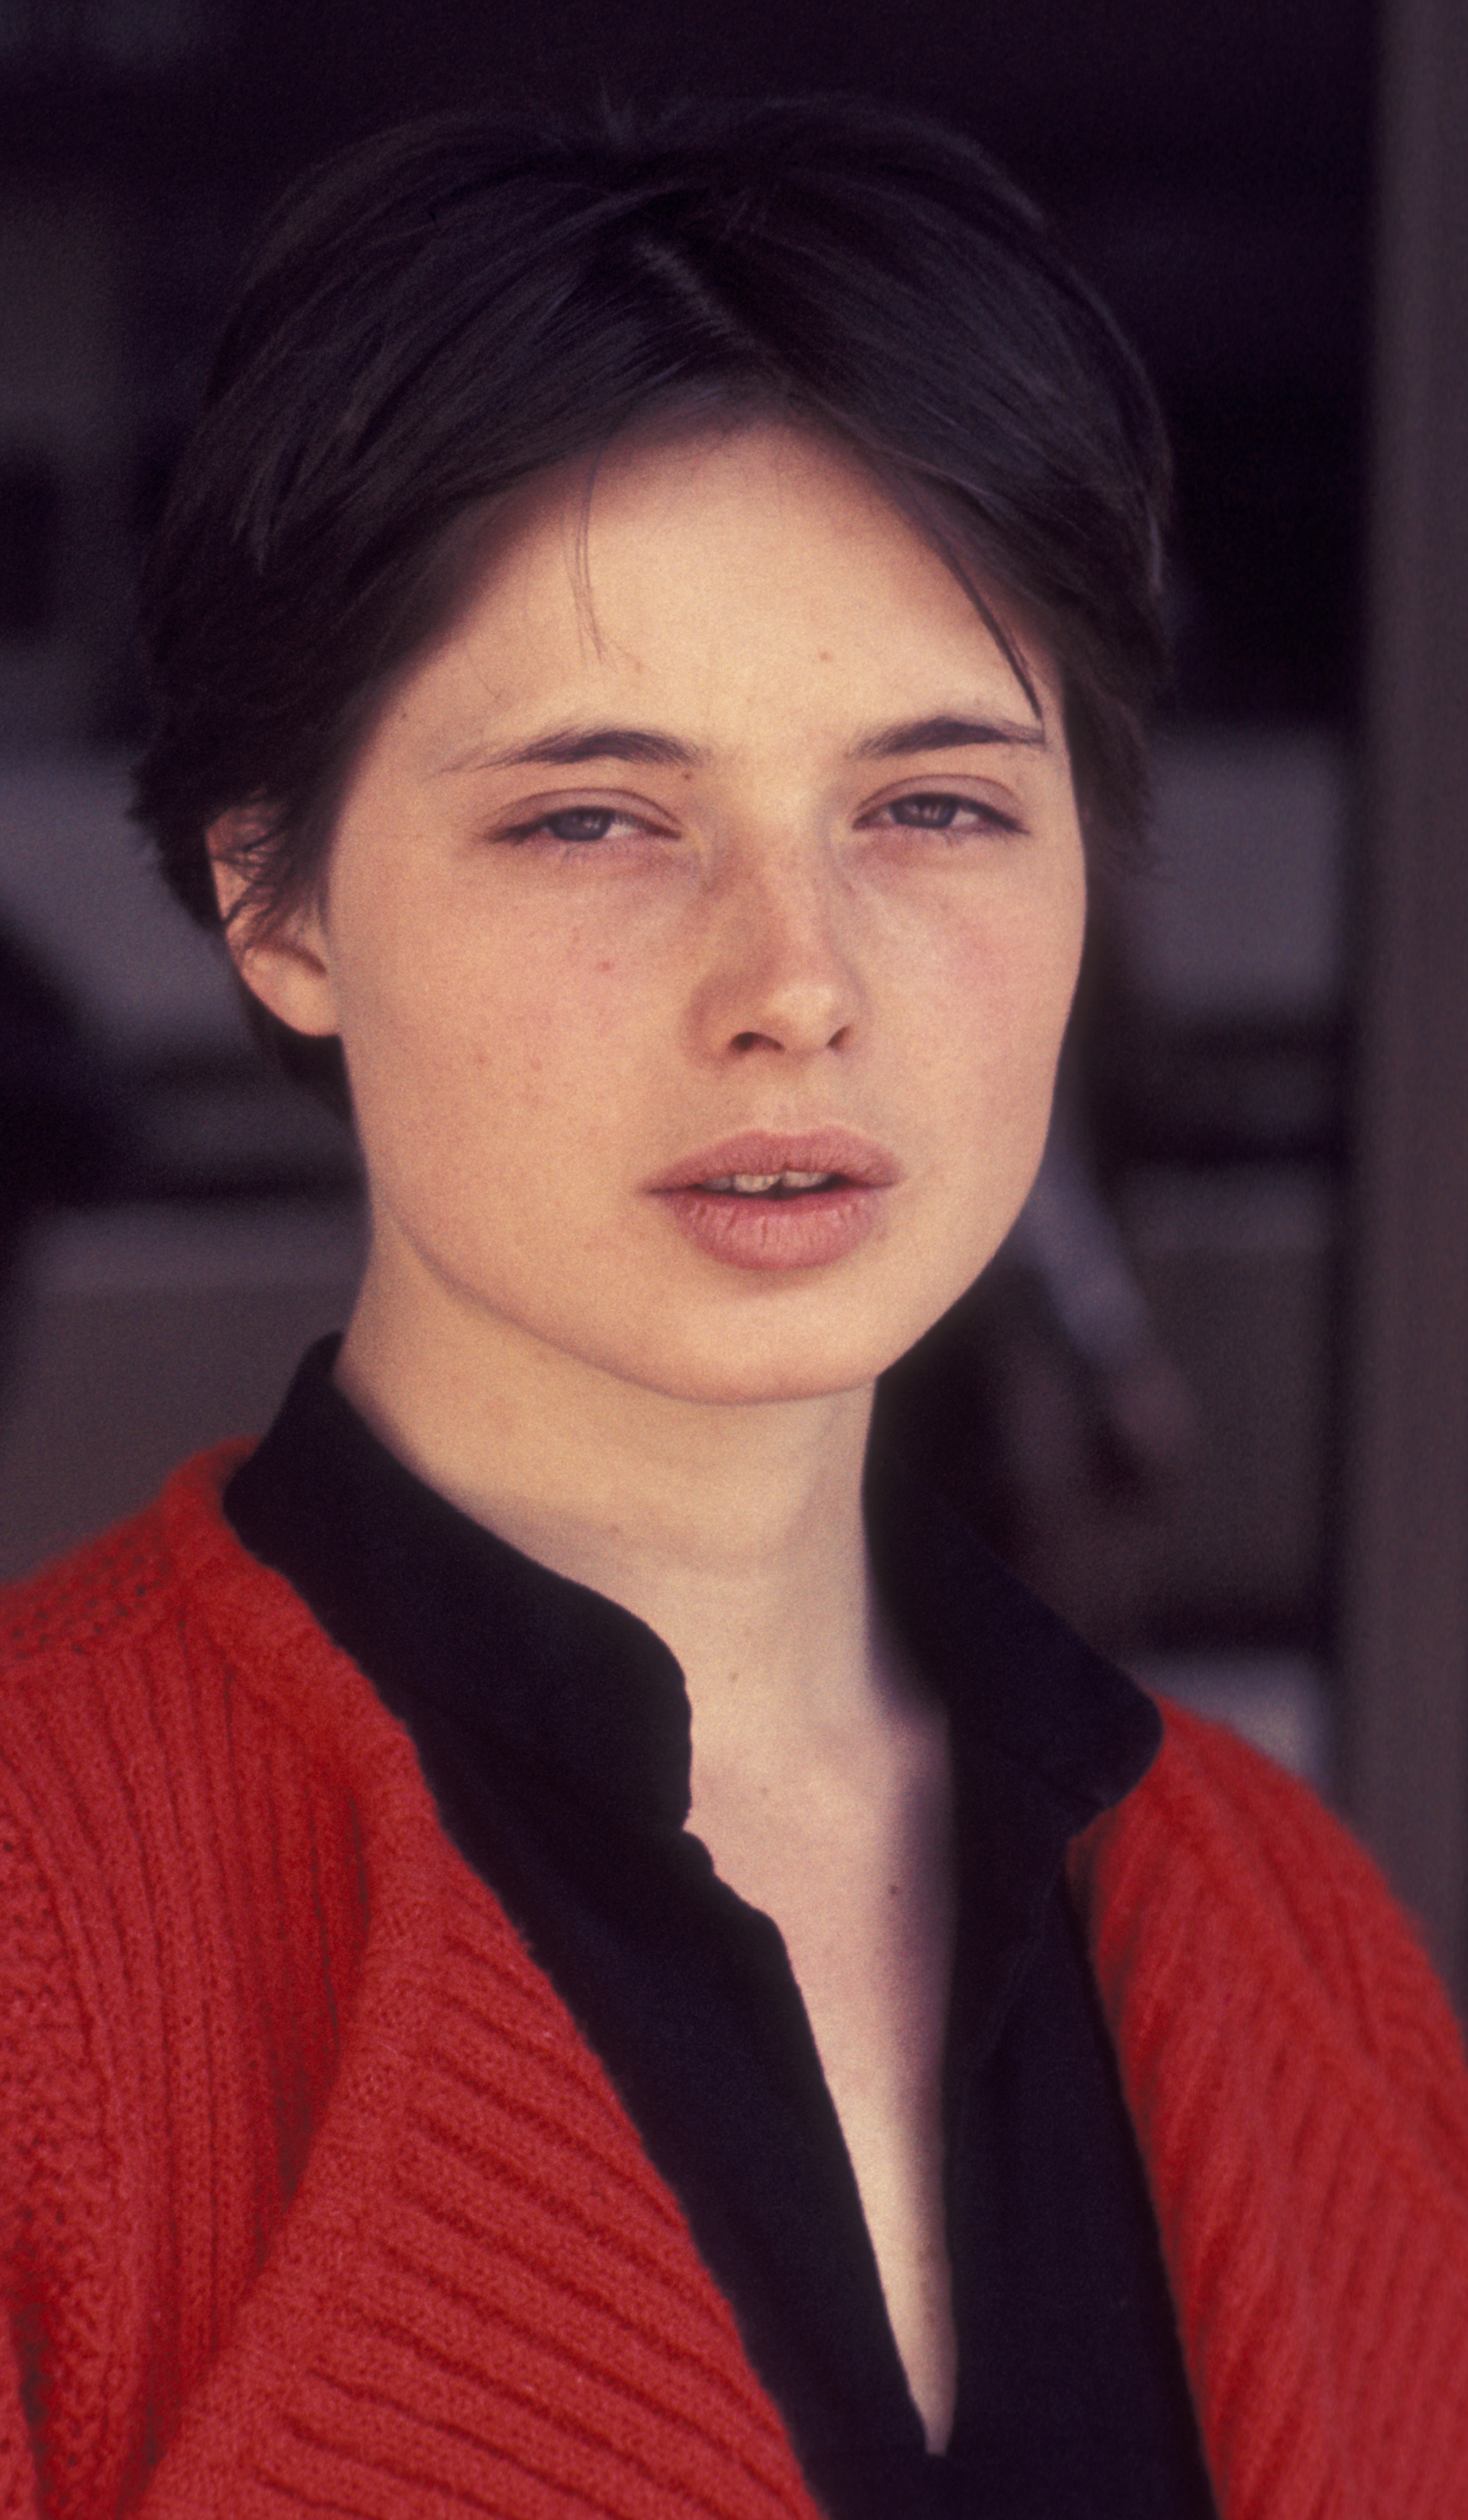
[2,0,1465,1996]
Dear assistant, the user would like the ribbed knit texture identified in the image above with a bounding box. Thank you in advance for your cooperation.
[0,1453,822,2520]
[3,1449,1468,2518]
[1071,1707,1468,2520]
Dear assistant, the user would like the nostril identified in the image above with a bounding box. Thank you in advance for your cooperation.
[726,1019,851,1054]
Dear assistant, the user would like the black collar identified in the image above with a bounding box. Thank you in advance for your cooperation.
[226,1336,1158,1855]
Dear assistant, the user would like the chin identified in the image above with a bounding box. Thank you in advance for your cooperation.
[613,1311,939,1410]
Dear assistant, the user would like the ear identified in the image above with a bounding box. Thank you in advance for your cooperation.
[207,812,341,1039]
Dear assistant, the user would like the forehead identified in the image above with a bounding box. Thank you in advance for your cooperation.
[401,421,1057,766]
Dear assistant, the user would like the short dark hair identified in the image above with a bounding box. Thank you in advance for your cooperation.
[131,95,1170,1104]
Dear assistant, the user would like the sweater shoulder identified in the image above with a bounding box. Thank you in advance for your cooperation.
[0,1446,417,1991]
[1076,1698,1468,2155]
[1072,1725,1468,2518]
[0,1445,254,1674]
[0,1441,374,1941]
[0,1443,390,1768]
[1,1472,200,1673]
[1142,1699,1442,1994]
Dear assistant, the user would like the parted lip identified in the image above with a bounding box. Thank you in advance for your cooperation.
[645,1128,902,1193]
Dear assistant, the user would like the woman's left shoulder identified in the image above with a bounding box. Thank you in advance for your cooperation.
[1070,1694,1468,2137]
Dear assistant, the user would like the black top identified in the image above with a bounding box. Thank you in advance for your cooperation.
[226,1340,1217,2520]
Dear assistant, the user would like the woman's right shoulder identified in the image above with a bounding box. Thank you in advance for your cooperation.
[0,1446,255,1730]
[0,1441,437,1914]
[0,1436,318,1693]
[1,1487,181,1676]
[0,1442,337,1872]
[0,1464,246,1932]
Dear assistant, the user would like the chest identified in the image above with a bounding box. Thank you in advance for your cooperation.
[689,1695,953,2074]
[689,1713,958,2444]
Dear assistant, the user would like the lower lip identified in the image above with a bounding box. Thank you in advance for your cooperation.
[653,1181,887,1272]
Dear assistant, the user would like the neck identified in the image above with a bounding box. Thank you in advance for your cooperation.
[335,1252,888,1743]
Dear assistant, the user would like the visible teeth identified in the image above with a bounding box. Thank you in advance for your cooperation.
[702,1169,836,1194]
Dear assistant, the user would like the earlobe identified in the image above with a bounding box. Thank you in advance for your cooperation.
[206,811,342,1040]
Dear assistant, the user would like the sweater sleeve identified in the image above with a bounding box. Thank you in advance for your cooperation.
[1152,1704,1468,2181]
[0,2306,40,2520]
[0,1701,154,2520]
[1072,1699,1468,2520]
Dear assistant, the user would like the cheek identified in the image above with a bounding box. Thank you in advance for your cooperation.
[920,881,1084,1103]
[333,895,644,1162]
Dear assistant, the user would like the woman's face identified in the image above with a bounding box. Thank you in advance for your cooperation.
[237,422,1087,1407]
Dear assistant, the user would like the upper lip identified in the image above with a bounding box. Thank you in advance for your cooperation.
[646,1128,902,1192]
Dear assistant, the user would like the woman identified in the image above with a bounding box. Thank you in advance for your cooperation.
[4,98,1467,2520]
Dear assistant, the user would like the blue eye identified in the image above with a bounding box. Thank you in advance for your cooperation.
[500,801,679,851]
[881,793,1023,835]
[537,808,621,843]
[889,794,966,828]
[499,806,642,847]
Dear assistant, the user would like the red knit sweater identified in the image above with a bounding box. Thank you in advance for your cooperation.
[3,1452,1468,2520]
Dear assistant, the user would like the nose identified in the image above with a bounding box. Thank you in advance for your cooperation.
[684,838,865,1062]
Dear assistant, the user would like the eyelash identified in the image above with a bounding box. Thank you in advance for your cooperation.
[500,791,1025,848]
[501,806,648,847]
[868,793,1025,837]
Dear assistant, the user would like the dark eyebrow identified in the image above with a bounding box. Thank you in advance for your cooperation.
[848,712,1047,760]
[440,723,709,774]
[438,709,1046,779]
